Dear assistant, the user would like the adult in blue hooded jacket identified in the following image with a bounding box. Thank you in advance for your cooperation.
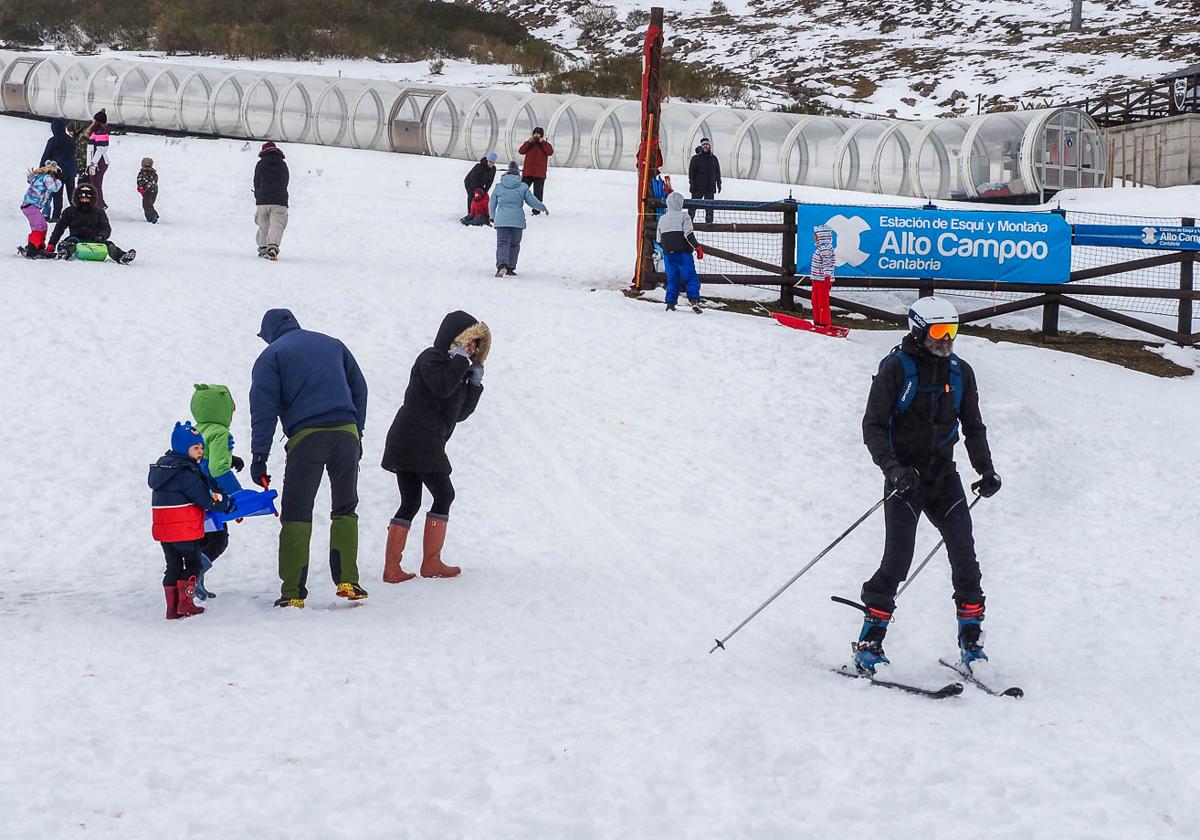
[249,308,369,607]
[488,161,546,277]
[39,118,77,221]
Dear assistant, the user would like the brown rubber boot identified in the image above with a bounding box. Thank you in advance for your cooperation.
[420,515,460,578]
[383,519,416,583]
[164,585,182,620]
[176,576,206,616]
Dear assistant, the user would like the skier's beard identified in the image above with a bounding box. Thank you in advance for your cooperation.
[924,335,954,357]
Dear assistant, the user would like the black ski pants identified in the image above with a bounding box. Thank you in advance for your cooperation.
[394,471,455,523]
[688,191,715,224]
[161,541,204,587]
[861,467,983,614]
[50,174,74,220]
[522,175,545,209]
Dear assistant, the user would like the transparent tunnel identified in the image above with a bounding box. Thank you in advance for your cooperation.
[0,51,1106,199]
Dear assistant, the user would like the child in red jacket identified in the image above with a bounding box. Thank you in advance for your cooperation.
[148,422,233,619]
[460,188,491,226]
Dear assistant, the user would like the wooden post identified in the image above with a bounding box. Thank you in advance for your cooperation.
[1042,296,1060,338]
[1179,217,1195,345]
[632,7,665,292]
[780,201,797,311]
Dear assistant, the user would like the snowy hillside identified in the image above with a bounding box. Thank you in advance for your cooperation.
[3,114,1200,837]
[468,0,1200,117]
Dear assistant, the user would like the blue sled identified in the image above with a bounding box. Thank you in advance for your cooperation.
[206,488,278,528]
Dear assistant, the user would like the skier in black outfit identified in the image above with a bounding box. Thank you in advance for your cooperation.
[687,137,721,224]
[854,296,1001,675]
[380,311,490,583]
[463,153,497,214]
[47,183,135,263]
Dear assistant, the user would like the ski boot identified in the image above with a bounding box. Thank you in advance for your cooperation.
[957,601,987,665]
[852,607,892,675]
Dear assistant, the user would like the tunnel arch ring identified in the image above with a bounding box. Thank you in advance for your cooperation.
[348,85,387,150]
[276,78,314,143]
[679,107,722,172]
[778,116,817,185]
[54,57,94,118]
[729,112,778,181]
[870,121,916,195]
[959,112,1032,199]
[832,122,871,191]
[907,119,956,201]
[84,61,122,118]
[462,90,505,161]
[209,73,247,137]
[313,82,350,146]
[144,68,182,130]
[239,75,279,139]
[111,65,151,125]
[590,100,634,170]
[544,96,585,168]
[175,70,215,134]
[422,90,462,157]
[504,93,547,161]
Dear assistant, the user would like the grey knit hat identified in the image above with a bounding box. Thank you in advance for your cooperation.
[506,161,520,175]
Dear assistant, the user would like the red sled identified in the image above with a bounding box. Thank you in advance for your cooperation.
[771,312,849,338]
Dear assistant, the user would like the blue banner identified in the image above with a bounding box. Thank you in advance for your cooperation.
[796,204,1073,284]
[1072,224,1200,251]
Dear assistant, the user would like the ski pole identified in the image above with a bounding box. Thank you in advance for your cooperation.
[710,491,896,654]
[894,493,984,599]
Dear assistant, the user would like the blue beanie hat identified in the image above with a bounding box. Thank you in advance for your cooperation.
[486,152,498,163]
[171,421,205,456]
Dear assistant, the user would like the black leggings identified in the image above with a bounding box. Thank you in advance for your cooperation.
[394,471,455,522]
[161,541,203,587]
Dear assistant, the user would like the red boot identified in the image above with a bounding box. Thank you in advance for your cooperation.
[176,576,206,616]
[420,516,460,578]
[164,585,182,620]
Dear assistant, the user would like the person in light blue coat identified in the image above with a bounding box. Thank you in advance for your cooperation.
[488,161,546,277]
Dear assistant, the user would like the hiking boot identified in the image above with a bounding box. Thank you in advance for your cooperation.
[495,265,508,277]
[690,300,703,314]
[266,245,279,260]
[852,607,892,674]
[258,246,268,258]
[957,601,988,665]
[336,583,369,600]
[118,249,136,265]
[274,596,305,609]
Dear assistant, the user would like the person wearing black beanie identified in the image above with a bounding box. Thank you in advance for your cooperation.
[518,126,554,214]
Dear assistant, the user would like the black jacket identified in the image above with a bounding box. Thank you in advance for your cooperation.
[464,159,496,194]
[49,202,111,245]
[688,148,721,194]
[254,150,289,206]
[381,311,484,475]
[862,335,992,476]
[39,118,77,181]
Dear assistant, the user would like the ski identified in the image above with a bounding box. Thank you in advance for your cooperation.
[832,666,963,699]
[938,658,1024,698]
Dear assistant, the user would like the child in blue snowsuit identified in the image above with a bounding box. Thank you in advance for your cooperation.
[656,191,704,312]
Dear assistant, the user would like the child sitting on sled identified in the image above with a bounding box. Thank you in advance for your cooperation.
[460,188,491,226]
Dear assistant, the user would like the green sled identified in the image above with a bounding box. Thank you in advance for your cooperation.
[73,242,109,261]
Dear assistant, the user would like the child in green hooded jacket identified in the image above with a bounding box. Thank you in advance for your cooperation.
[190,384,246,599]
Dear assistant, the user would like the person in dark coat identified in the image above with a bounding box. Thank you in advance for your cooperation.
[253,141,289,259]
[249,308,369,608]
[47,183,135,263]
[380,311,489,583]
[463,152,497,214]
[518,127,553,214]
[687,137,722,224]
[852,296,1001,676]
[39,118,77,221]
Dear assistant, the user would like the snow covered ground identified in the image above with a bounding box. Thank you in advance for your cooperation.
[2,114,1200,837]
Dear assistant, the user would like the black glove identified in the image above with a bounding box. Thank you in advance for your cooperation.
[218,494,237,514]
[250,455,271,489]
[230,455,245,472]
[972,471,1002,498]
[886,466,920,498]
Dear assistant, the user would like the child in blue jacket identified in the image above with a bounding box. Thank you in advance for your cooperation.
[148,422,233,619]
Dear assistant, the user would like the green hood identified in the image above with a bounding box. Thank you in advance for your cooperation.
[191,384,234,429]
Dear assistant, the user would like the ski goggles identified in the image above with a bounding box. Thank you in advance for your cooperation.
[927,323,959,340]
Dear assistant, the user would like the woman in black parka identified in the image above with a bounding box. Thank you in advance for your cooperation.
[382,310,490,582]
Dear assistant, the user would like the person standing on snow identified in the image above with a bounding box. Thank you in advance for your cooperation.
[489,161,546,277]
[656,191,705,313]
[253,141,289,260]
[518,127,553,213]
[86,109,111,209]
[38,118,76,222]
[687,137,721,224]
[463,152,497,215]
[249,309,369,608]
[810,225,836,328]
[381,311,489,583]
[854,296,1001,675]
[18,161,61,259]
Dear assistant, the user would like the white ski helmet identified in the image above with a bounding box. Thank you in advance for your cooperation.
[907,296,958,339]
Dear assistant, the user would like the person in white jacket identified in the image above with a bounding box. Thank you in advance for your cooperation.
[86,109,111,209]
[810,224,836,327]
